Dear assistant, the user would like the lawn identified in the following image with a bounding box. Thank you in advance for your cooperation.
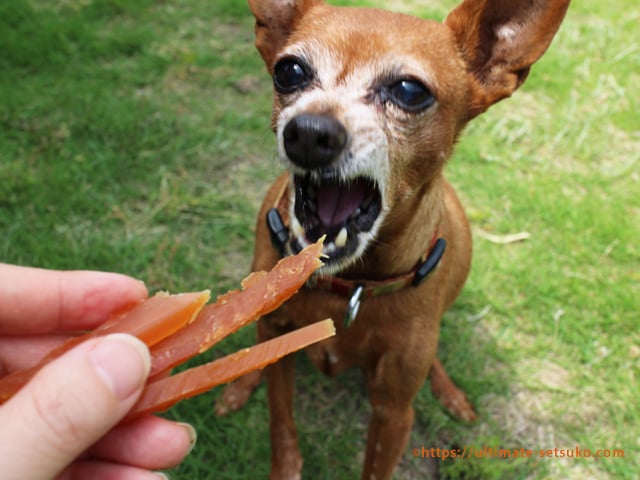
[1,0,638,479]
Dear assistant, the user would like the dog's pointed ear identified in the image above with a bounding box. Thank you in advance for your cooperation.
[248,0,324,71]
[445,0,570,119]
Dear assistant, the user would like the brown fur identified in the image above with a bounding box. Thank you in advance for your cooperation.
[218,1,570,478]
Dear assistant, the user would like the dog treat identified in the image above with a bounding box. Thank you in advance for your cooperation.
[127,318,335,420]
[0,240,328,410]
[0,291,210,403]
[149,238,325,378]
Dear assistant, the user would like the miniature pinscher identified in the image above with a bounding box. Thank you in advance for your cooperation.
[218,1,570,478]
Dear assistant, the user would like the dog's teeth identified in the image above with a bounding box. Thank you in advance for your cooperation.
[291,217,304,238]
[335,227,348,248]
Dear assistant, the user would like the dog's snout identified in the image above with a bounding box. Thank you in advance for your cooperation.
[283,114,347,169]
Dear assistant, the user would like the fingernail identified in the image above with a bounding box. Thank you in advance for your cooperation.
[154,473,170,480]
[178,422,198,455]
[90,334,151,400]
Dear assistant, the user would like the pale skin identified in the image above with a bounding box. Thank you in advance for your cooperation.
[0,264,195,480]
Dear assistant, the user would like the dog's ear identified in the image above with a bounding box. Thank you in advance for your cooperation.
[445,0,570,119]
[248,0,324,71]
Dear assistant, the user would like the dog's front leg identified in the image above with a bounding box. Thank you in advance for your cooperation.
[362,349,431,480]
[266,353,302,480]
[363,399,414,480]
[260,317,303,480]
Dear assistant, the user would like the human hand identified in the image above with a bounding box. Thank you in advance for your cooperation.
[0,264,196,480]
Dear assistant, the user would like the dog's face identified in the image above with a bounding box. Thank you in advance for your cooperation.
[269,8,469,273]
[251,0,570,274]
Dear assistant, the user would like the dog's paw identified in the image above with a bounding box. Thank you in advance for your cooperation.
[270,448,303,480]
[214,370,262,416]
[429,358,477,422]
[440,390,477,422]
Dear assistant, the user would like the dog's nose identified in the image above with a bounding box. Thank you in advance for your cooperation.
[283,114,347,169]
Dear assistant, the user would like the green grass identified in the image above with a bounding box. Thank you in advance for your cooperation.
[1,1,638,479]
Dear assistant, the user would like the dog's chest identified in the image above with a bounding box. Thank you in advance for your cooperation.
[281,288,415,375]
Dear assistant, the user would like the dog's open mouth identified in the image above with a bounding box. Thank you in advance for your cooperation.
[290,174,382,264]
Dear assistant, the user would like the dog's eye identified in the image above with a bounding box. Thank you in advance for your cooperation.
[273,58,312,93]
[389,79,435,111]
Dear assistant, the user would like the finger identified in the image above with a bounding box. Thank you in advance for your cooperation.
[56,461,168,480]
[0,334,71,374]
[0,264,147,334]
[89,416,196,469]
[0,334,150,480]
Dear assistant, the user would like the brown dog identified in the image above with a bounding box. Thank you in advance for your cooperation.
[218,1,570,478]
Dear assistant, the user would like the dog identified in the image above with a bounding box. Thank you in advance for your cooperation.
[217,0,570,478]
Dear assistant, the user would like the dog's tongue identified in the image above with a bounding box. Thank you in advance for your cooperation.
[317,179,367,229]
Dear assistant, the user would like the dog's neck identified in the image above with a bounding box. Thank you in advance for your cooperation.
[339,175,445,281]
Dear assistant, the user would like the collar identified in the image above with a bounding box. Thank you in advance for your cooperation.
[266,180,446,295]
[310,231,444,298]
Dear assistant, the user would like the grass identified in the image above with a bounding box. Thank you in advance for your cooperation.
[1,0,638,478]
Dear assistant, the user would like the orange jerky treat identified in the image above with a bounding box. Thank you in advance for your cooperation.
[0,291,210,403]
[148,240,325,378]
[126,319,335,420]
[93,290,211,346]
[0,239,326,411]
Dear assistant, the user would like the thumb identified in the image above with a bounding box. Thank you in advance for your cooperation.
[0,334,150,480]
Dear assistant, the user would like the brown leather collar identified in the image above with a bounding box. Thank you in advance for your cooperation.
[310,230,441,298]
